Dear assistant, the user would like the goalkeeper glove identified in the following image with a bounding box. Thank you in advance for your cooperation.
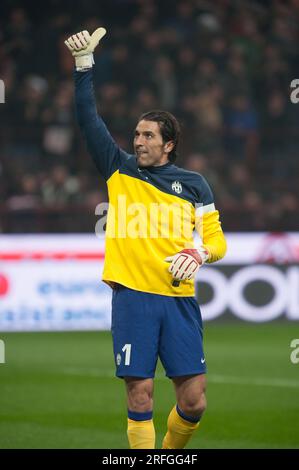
[64,27,106,71]
[165,247,209,281]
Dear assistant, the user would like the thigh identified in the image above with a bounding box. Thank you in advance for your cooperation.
[111,286,161,378]
[159,296,206,378]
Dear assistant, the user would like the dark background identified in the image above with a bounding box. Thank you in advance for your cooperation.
[0,0,298,233]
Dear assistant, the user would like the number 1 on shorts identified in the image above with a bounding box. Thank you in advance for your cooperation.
[122,344,132,366]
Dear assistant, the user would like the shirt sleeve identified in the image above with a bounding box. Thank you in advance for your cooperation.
[74,69,131,181]
[194,175,227,263]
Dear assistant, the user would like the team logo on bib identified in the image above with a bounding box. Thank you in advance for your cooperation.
[172,181,182,194]
[116,353,122,366]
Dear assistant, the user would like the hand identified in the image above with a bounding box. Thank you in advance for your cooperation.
[64,28,107,71]
[165,247,209,281]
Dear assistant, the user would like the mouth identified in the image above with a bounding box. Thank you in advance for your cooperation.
[136,154,148,159]
[136,149,148,156]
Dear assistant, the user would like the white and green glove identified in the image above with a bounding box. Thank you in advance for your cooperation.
[64,27,106,71]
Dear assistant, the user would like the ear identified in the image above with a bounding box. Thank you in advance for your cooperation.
[164,141,174,154]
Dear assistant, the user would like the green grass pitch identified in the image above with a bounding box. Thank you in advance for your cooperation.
[0,322,299,449]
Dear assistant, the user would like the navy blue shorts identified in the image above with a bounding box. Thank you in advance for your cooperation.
[111,285,206,378]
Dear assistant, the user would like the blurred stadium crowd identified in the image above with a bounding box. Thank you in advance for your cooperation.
[0,0,298,233]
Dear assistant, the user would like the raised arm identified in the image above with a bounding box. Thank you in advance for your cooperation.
[65,28,131,180]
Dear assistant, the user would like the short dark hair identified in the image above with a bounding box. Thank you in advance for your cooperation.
[138,110,180,162]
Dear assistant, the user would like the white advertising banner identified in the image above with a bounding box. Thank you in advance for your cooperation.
[0,233,299,331]
[0,235,109,331]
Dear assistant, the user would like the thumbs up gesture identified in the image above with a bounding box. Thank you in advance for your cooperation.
[65,27,107,71]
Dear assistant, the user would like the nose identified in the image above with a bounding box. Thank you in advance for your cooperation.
[135,135,145,147]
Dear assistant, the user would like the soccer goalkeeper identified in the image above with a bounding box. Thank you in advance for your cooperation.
[65,28,227,449]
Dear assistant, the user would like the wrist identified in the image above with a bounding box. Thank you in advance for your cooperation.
[75,53,94,71]
[198,246,209,263]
